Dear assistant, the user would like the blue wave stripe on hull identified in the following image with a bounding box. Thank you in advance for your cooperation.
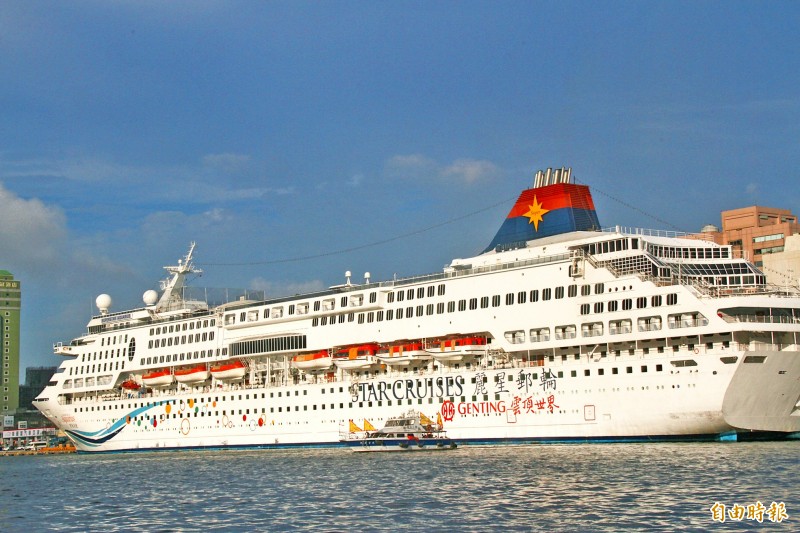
[67,425,126,447]
[70,404,157,443]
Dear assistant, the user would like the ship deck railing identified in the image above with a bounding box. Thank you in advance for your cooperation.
[152,253,578,322]
[602,226,717,240]
[81,250,580,337]
[719,314,800,325]
[667,318,711,329]
[628,270,797,299]
[82,251,599,337]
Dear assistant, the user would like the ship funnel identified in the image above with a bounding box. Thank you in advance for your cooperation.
[485,166,599,253]
[534,166,572,187]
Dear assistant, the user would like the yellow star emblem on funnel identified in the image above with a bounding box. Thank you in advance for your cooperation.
[524,195,549,231]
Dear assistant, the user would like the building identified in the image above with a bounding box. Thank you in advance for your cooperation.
[762,234,800,289]
[0,271,20,421]
[717,206,799,266]
[19,366,57,411]
[701,205,800,286]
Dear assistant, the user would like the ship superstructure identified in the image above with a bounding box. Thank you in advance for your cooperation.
[35,168,800,451]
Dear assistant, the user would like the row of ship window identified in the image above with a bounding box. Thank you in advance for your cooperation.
[311,285,617,327]
[148,331,215,349]
[644,243,730,260]
[140,348,228,366]
[77,339,137,368]
[579,293,679,315]
[149,319,215,336]
[582,236,741,261]
[99,334,129,346]
[522,313,708,343]
[218,280,662,328]
[224,292,382,326]
[73,359,710,416]
[80,349,128,362]
[70,360,126,376]
[221,283,445,327]
[386,284,447,303]
[68,348,232,376]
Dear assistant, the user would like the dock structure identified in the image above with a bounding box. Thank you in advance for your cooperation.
[1,444,76,457]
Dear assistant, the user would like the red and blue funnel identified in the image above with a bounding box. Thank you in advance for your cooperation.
[484,168,600,253]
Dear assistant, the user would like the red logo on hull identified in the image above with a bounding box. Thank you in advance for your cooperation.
[441,401,456,422]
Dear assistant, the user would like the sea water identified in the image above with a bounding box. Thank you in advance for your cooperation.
[1,442,797,531]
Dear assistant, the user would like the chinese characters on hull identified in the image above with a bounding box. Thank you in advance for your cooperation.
[441,368,561,422]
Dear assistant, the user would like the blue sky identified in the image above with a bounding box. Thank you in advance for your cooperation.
[2,1,800,376]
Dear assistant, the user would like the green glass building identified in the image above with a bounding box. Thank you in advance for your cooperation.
[1,270,20,418]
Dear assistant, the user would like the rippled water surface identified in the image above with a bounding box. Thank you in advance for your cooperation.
[1,442,797,531]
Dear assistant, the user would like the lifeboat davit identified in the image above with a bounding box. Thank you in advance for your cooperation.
[141,369,174,387]
[292,350,333,371]
[210,360,247,381]
[333,343,380,370]
[376,342,431,366]
[174,365,210,384]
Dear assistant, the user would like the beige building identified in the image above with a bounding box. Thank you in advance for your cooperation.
[762,234,800,288]
[703,205,800,286]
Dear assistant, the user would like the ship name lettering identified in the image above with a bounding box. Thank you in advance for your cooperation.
[358,375,464,402]
[457,400,506,415]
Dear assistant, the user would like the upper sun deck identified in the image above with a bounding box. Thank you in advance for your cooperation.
[82,236,796,342]
[83,287,265,334]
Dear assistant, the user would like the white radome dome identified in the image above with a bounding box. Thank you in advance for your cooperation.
[96,294,112,313]
[143,290,159,306]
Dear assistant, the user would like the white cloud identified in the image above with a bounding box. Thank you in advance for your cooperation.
[0,182,66,273]
[0,153,291,204]
[441,159,499,184]
[0,181,132,301]
[139,209,232,246]
[201,153,251,172]
[346,173,364,187]
[385,154,438,180]
[0,155,130,183]
[205,207,227,222]
[387,154,437,169]
[385,154,501,184]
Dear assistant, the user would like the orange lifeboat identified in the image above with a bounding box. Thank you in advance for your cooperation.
[210,360,247,381]
[174,365,210,384]
[141,369,174,387]
[333,343,380,370]
[376,342,430,366]
[427,336,488,362]
[292,350,333,371]
[120,378,141,390]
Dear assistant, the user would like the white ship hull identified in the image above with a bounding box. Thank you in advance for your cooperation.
[39,348,800,452]
[34,169,800,452]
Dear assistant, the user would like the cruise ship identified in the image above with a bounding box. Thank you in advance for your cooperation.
[35,167,800,452]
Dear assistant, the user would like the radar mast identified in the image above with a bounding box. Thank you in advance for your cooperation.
[156,242,203,312]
